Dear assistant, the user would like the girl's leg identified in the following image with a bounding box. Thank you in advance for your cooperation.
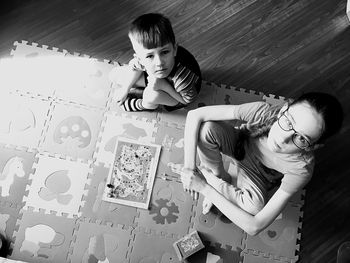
[197,121,239,181]
[197,121,266,215]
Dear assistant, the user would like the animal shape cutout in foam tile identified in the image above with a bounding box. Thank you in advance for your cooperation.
[0,201,21,245]
[41,101,104,160]
[10,209,76,263]
[0,146,36,204]
[68,219,132,263]
[23,154,91,218]
[0,93,51,149]
[94,112,158,167]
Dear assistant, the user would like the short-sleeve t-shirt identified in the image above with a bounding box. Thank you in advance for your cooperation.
[230,101,314,194]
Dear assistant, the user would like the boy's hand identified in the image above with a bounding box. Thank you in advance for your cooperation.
[147,75,165,91]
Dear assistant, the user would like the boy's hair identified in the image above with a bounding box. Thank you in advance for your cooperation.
[128,13,176,49]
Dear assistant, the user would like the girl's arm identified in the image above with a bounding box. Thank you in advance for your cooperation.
[184,105,241,169]
[204,184,291,235]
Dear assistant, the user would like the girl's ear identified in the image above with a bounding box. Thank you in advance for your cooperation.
[305,143,324,152]
[278,103,289,116]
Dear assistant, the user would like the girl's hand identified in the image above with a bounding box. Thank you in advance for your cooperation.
[181,167,207,199]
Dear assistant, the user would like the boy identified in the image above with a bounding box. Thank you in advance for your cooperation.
[109,13,202,111]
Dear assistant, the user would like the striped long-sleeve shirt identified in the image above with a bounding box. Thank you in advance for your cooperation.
[167,46,201,104]
[129,45,201,105]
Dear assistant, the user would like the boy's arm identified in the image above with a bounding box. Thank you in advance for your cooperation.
[147,77,186,104]
[109,58,144,105]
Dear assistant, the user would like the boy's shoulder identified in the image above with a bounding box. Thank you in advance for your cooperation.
[174,45,201,75]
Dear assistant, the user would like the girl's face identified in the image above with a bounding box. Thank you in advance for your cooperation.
[131,39,177,79]
[267,102,324,154]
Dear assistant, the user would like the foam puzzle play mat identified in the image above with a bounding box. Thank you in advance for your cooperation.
[0,40,305,263]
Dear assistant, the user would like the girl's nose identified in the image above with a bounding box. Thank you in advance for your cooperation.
[280,130,293,144]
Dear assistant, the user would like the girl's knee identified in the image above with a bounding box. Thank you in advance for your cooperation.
[198,121,221,144]
[238,189,265,215]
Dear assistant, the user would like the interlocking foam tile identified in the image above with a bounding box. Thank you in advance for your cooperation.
[288,189,305,207]
[128,229,180,263]
[187,241,242,263]
[135,178,195,237]
[23,153,91,218]
[8,41,68,98]
[263,94,287,106]
[190,195,245,250]
[157,107,188,129]
[54,58,114,109]
[243,253,288,262]
[154,122,185,181]
[0,145,36,205]
[10,41,68,58]
[9,208,76,263]
[214,84,265,105]
[243,202,302,263]
[186,80,218,110]
[0,200,21,248]
[0,93,52,150]
[40,101,104,161]
[80,163,138,226]
[94,112,158,167]
[68,218,132,263]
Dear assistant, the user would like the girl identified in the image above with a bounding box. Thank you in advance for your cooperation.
[181,92,343,235]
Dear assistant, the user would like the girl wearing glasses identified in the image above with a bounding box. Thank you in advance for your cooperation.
[180,92,343,235]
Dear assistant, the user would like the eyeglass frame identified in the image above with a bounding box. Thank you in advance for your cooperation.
[277,105,312,149]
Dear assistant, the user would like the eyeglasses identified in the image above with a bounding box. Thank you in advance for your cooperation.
[277,107,311,149]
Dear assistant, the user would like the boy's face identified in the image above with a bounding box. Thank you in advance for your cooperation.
[131,39,177,78]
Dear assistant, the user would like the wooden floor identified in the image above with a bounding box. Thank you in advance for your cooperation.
[1,0,349,262]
